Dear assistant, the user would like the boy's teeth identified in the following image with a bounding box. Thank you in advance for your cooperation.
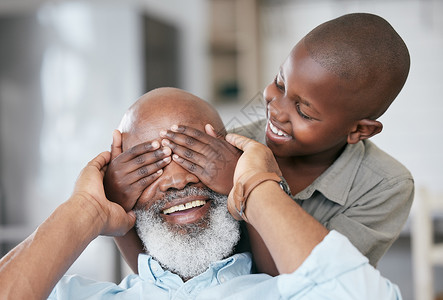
[163,200,206,214]
[269,121,289,137]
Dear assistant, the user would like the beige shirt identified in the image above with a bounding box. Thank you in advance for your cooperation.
[233,120,414,266]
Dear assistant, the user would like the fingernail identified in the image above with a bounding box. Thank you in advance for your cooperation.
[159,130,167,137]
[171,125,178,131]
[151,141,160,149]
[156,169,163,175]
[163,147,171,155]
[163,156,171,163]
[162,139,170,146]
[173,154,184,163]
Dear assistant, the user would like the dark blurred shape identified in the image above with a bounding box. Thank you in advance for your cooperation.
[142,15,180,91]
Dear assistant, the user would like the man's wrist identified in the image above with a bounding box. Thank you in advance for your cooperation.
[245,180,288,224]
[65,193,106,238]
[232,172,287,222]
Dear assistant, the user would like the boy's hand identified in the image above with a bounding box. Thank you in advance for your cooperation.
[103,130,172,211]
[160,124,241,195]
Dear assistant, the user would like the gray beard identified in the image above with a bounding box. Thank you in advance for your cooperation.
[134,187,240,279]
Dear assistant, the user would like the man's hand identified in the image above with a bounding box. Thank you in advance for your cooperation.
[225,133,281,183]
[103,130,172,211]
[160,124,241,195]
[0,151,139,299]
[224,133,282,219]
[73,151,137,237]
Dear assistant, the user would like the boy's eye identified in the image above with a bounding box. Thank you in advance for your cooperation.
[296,103,312,120]
[274,75,285,91]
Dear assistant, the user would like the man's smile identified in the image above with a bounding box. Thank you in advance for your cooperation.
[161,196,212,224]
[163,199,207,214]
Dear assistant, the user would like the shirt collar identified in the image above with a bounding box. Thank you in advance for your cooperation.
[138,252,252,286]
[294,141,365,206]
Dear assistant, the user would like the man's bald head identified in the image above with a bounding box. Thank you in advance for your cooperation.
[117,89,240,280]
[303,13,410,118]
[119,87,225,151]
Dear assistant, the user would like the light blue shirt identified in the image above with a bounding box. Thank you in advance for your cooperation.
[48,231,402,299]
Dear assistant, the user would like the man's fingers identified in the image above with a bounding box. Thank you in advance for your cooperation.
[119,210,137,234]
[104,206,137,236]
[88,151,111,171]
[225,133,255,151]
[110,130,123,160]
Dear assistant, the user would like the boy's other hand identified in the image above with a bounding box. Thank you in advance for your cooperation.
[103,130,172,211]
[160,124,241,195]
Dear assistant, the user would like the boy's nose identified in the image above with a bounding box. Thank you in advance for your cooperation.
[157,160,200,192]
[268,97,290,123]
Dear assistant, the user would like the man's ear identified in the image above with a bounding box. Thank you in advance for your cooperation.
[347,119,383,144]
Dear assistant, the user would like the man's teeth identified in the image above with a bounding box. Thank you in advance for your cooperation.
[163,200,206,214]
[269,121,290,137]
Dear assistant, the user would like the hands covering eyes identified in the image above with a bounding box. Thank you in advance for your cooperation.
[160,124,241,195]
[103,130,172,211]
[103,125,242,211]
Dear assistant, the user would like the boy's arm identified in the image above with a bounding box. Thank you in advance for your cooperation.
[246,224,279,275]
[114,228,144,273]
[0,152,135,299]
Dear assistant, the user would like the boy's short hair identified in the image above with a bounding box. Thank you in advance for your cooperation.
[304,13,410,118]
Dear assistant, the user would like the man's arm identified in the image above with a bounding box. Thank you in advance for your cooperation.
[245,180,329,273]
[225,133,329,273]
[0,152,136,299]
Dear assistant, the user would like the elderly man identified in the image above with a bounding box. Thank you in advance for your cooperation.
[0,88,401,299]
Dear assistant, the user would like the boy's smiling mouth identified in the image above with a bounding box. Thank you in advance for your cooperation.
[266,119,293,144]
[268,121,291,138]
[266,106,292,141]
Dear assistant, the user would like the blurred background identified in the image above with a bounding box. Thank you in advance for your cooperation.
[0,0,442,299]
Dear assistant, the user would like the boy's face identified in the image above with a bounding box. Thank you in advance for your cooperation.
[263,40,360,160]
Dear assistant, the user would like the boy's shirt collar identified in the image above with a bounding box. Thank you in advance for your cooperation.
[294,140,372,206]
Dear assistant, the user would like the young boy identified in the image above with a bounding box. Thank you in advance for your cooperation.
[105,13,413,275]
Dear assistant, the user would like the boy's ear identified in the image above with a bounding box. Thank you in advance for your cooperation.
[347,119,383,144]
